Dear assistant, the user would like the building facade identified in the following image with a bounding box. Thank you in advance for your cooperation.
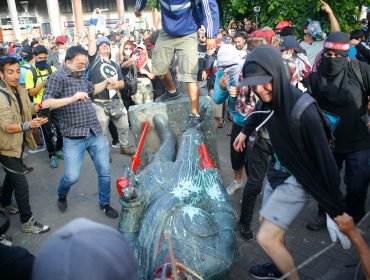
[0,0,155,42]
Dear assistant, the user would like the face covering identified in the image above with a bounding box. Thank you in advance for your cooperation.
[58,48,66,54]
[70,68,86,79]
[282,53,293,60]
[321,57,348,77]
[35,60,49,70]
[124,49,132,56]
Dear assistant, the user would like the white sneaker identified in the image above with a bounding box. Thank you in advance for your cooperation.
[0,235,12,246]
[21,217,50,234]
[226,180,243,196]
[28,145,46,154]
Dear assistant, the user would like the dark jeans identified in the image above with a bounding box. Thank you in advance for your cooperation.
[239,137,272,229]
[108,120,119,145]
[41,112,63,158]
[0,156,32,223]
[318,148,370,222]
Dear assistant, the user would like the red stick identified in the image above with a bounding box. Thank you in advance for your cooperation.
[130,121,150,174]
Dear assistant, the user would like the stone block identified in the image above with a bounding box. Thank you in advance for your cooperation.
[128,96,219,169]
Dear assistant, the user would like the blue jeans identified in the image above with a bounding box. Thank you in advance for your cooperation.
[57,133,111,205]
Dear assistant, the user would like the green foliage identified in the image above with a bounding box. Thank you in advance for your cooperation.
[218,0,369,35]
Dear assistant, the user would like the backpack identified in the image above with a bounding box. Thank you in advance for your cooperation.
[350,60,369,124]
[124,63,138,96]
[0,89,11,105]
[290,93,337,151]
[28,65,53,87]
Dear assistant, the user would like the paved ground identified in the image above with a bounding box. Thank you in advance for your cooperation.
[2,117,369,280]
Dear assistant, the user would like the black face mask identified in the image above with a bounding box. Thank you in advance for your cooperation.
[35,60,49,70]
[321,56,348,77]
[70,68,86,79]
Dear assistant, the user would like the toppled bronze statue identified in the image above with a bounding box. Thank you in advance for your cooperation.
[117,114,237,280]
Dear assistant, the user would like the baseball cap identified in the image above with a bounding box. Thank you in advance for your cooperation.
[20,46,33,61]
[279,36,300,52]
[32,218,138,280]
[55,36,67,44]
[96,36,110,48]
[240,62,272,87]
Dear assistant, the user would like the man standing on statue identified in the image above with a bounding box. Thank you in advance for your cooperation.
[134,0,220,130]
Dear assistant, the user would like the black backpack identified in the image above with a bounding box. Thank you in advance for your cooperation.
[28,65,53,87]
[124,63,138,96]
[290,93,337,151]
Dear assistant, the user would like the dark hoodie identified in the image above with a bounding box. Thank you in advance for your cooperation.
[241,45,345,218]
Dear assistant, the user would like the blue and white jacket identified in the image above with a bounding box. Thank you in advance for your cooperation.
[136,0,219,38]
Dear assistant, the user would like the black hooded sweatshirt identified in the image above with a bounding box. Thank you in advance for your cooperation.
[241,45,345,218]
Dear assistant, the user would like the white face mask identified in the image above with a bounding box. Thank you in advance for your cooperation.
[124,49,132,56]
[282,53,293,60]
[58,48,66,54]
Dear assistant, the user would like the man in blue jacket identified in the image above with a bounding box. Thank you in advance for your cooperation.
[135,0,219,129]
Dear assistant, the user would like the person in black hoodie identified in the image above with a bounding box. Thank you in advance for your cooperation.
[234,45,349,279]
[308,32,370,230]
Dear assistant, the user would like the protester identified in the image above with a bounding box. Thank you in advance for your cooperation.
[233,45,348,279]
[42,46,119,219]
[0,56,50,234]
[307,32,370,230]
[25,45,63,168]
[88,9,135,157]
[335,213,370,280]
[299,0,339,66]
[48,36,67,70]
[135,0,220,130]
[32,218,138,280]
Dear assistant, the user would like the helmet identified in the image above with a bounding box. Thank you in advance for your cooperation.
[276,20,292,31]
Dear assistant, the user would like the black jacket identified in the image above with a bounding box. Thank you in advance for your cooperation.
[241,45,345,217]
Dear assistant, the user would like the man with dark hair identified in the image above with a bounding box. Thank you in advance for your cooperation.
[233,31,247,52]
[280,26,295,39]
[25,45,62,167]
[19,46,34,87]
[42,46,119,219]
[0,56,50,234]
[307,32,370,230]
[233,45,350,279]
[350,29,370,64]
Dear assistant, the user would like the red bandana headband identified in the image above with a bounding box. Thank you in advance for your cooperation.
[324,41,350,51]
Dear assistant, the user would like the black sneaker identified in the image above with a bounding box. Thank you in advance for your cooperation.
[306,214,326,231]
[57,195,67,212]
[100,204,119,219]
[240,224,254,242]
[155,89,182,102]
[249,263,283,279]
[183,113,204,131]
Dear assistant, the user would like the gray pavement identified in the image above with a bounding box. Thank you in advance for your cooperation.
[2,119,369,280]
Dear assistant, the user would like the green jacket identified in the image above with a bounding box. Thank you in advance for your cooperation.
[0,81,36,158]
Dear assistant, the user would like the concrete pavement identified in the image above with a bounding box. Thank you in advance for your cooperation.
[1,114,369,280]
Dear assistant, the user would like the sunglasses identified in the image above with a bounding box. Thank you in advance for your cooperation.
[124,48,132,51]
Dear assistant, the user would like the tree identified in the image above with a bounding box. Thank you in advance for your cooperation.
[218,0,369,35]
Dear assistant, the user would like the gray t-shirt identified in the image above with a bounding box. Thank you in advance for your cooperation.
[299,40,324,66]
[89,53,124,100]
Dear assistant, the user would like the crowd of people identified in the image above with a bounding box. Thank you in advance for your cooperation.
[0,0,370,278]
